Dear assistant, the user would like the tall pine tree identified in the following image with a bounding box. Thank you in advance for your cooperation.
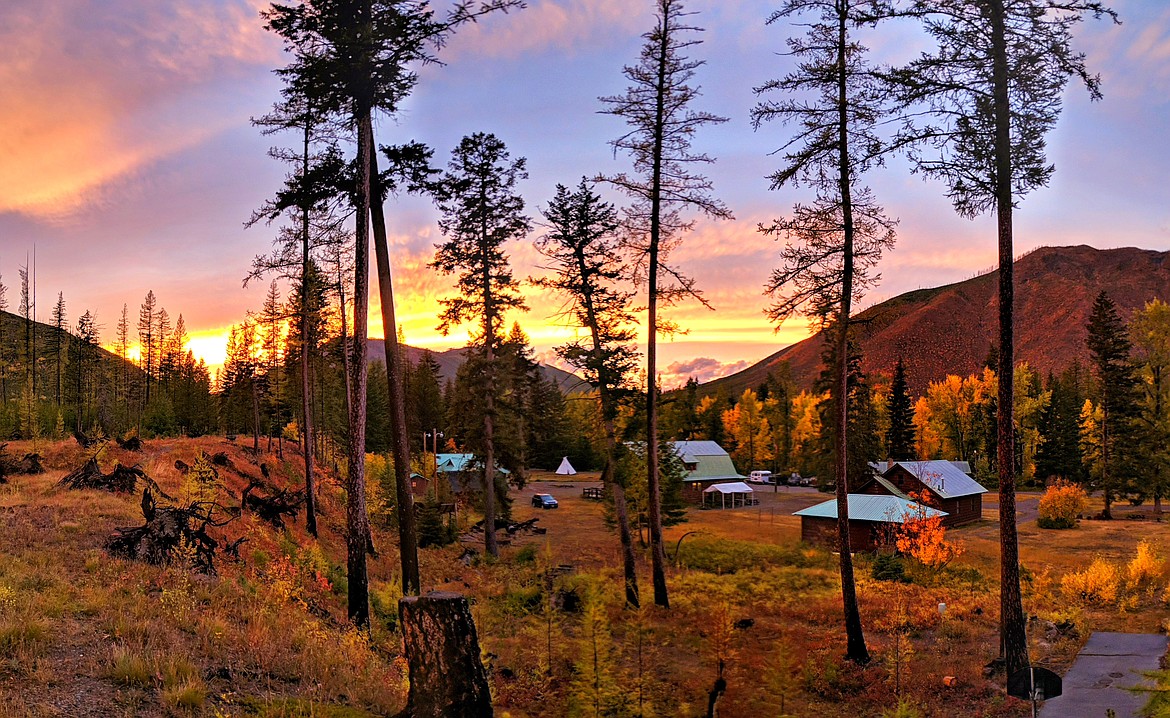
[1085,291,1139,519]
[886,357,916,460]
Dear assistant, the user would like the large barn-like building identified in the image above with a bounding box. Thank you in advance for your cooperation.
[670,441,747,503]
[859,460,987,527]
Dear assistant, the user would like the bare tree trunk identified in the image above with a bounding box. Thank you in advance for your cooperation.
[300,120,318,538]
[832,4,868,665]
[251,376,262,456]
[397,592,493,717]
[369,147,421,595]
[483,336,499,558]
[645,6,671,610]
[346,107,374,629]
[990,0,1028,677]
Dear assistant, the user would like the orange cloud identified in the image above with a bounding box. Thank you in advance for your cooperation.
[0,1,280,219]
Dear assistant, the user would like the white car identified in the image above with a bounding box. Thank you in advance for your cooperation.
[748,470,773,484]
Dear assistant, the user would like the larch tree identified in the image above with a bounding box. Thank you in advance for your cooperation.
[887,356,916,460]
[752,0,897,664]
[431,132,530,559]
[532,178,642,607]
[1085,291,1139,519]
[599,0,731,609]
[1130,299,1170,513]
[893,0,1117,675]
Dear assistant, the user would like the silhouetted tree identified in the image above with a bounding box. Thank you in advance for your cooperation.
[892,0,1117,676]
[138,291,158,407]
[752,0,898,664]
[533,179,642,606]
[599,0,731,609]
[887,357,916,460]
[431,132,530,558]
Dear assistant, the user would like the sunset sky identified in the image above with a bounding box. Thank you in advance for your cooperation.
[2,0,1168,388]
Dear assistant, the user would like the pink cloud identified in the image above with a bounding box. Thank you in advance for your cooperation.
[442,0,647,60]
[662,356,749,388]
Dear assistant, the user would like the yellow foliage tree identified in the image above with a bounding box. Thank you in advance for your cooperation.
[722,389,773,472]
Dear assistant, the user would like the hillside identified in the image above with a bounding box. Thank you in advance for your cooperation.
[366,339,588,393]
[702,245,1170,396]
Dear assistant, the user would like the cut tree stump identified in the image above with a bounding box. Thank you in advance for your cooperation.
[398,591,493,718]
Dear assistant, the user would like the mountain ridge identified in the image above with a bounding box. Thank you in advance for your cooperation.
[700,245,1170,397]
[366,339,587,393]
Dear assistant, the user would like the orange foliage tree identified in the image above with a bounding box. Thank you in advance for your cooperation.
[896,492,964,573]
[1037,479,1089,529]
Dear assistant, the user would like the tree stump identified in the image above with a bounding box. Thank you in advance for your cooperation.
[398,591,492,718]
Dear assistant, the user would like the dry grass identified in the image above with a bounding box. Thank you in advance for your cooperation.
[2,437,1168,716]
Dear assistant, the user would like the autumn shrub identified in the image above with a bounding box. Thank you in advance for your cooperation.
[1126,540,1164,589]
[1061,558,1120,604]
[896,495,964,578]
[1037,480,1088,529]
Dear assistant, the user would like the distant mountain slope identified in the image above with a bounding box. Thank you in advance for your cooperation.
[366,340,588,393]
[702,245,1170,396]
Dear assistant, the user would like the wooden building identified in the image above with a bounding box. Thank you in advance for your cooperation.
[670,440,747,503]
[859,460,986,527]
[794,494,949,552]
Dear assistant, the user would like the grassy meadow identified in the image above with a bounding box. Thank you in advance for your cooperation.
[0,437,1168,717]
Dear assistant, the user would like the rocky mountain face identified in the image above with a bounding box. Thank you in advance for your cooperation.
[701,245,1170,396]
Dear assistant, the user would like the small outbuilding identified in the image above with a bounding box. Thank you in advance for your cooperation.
[794,494,948,552]
[859,460,986,527]
[555,456,577,475]
[702,481,755,509]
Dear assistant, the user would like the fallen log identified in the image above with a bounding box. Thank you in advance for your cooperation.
[0,445,43,476]
[174,460,190,475]
[106,487,234,575]
[59,459,172,499]
[73,430,105,448]
[240,479,305,529]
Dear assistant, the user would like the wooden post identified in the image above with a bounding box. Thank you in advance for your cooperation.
[398,591,493,718]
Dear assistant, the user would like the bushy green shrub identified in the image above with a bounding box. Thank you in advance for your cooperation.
[872,553,908,583]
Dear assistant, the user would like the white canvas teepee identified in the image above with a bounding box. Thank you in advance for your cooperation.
[555,456,577,475]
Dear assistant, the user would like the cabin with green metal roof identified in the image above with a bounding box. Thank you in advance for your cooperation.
[670,440,747,503]
[794,494,949,551]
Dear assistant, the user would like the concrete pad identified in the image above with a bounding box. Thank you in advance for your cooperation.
[1039,632,1168,718]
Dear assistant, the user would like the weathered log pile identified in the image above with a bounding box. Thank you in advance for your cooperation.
[115,436,143,452]
[241,479,305,529]
[106,488,234,574]
[58,458,171,499]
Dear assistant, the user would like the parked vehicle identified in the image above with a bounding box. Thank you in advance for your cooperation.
[532,493,559,509]
[748,470,773,484]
